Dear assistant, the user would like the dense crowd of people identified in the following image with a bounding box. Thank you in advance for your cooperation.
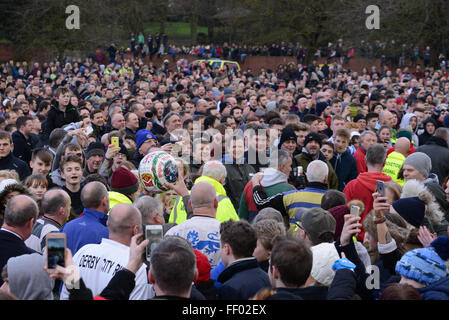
[0,40,449,302]
[97,33,436,69]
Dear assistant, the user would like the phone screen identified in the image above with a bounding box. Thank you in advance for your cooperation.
[350,205,360,217]
[348,106,358,117]
[111,137,119,148]
[47,238,65,269]
[376,180,386,197]
[145,226,163,261]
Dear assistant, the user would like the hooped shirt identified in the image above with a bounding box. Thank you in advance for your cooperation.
[59,238,153,300]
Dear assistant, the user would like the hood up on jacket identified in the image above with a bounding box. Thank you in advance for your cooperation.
[400,113,418,133]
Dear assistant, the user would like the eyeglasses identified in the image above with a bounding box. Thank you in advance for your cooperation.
[291,219,304,230]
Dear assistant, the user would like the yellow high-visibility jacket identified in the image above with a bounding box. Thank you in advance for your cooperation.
[169,176,239,224]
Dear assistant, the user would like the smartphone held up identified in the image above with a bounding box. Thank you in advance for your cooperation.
[145,225,163,262]
[46,233,66,270]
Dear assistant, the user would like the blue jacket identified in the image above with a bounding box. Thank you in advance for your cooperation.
[330,149,358,191]
[217,258,270,300]
[211,260,226,291]
[418,276,449,300]
[60,208,109,255]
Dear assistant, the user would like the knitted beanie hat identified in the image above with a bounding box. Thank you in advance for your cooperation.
[397,130,413,142]
[304,132,323,148]
[392,196,426,228]
[278,127,297,149]
[86,142,105,159]
[403,152,432,178]
[136,129,157,151]
[110,167,139,195]
[395,236,449,286]
[193,249,211,284]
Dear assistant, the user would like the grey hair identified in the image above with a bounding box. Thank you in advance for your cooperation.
[360,130,377,142]
[269,149,291,168]
[306,160,329,183]
[252,207,284,224]
[163,112,180,125]
[134,196,163,222]
[202,160,227,182]
[108,103,122,118]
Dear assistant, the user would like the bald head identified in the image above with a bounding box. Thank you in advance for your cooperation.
[42,189,70,216]
[190,181,217,211]
[108,203,142,237]
[395,137,411,156]
[4,195,38,228]
[81,182,109,211]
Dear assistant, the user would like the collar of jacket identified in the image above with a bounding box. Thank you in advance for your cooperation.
[426,136,448,148]
[222,154,246,164]
[0,152,13,165]
[301,148,327,162]
[217,257,259,283]
[82,208,108,226]
[195,175,227,196]
[51,101,76,113]
[306,181,328,190]
[13,130,29,142]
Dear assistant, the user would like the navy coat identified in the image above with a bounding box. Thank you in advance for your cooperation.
[217,258,270,300]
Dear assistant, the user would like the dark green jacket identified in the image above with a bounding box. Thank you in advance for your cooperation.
[295,151,339,190]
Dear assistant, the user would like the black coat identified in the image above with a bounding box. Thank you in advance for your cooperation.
[42,101,80,142]
[224,162,256,212]
[12,130,35,165]
[265,269,357,300]
[194,280,217,300]
[0,152,31,181]
[217,258,271,300]
[0,230,37,286]
[244,148,269,173]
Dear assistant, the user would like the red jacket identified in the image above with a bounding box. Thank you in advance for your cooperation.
[353,147,367,174]
[343,172,392,241]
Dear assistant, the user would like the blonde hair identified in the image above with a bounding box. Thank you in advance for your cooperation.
[0,170,19,182]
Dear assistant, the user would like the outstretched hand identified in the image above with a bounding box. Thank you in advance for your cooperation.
[163,165,189,197]
[126,233,149,274]
[418,226,437,248]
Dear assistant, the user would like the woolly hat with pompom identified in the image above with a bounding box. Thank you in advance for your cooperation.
[395,236,449,286]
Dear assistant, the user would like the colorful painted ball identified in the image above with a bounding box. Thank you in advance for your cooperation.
[138,151,179,192]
